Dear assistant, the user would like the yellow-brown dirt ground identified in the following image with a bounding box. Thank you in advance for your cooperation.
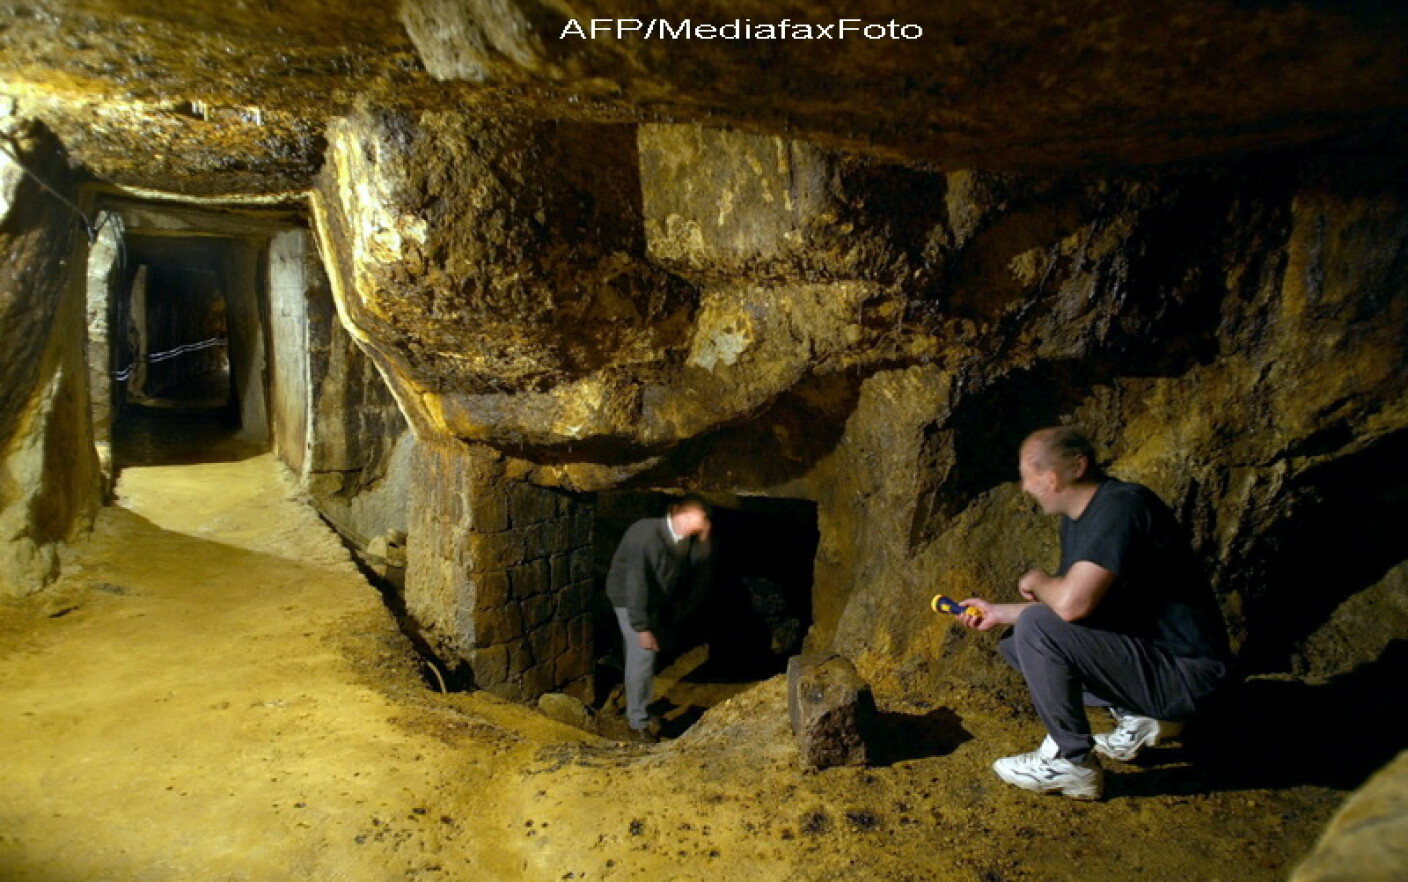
[1,453,1346,881]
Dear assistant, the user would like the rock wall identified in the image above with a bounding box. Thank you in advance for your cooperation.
[302,200,414,564]
[0,118,102,595]
[83,212,121,444]
[309,107,1407,703]
[1292,749,1408,881]
[637,142,1408,695]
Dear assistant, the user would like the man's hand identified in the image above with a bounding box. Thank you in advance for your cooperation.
[637,630,660,652]
[956,599,1031,631]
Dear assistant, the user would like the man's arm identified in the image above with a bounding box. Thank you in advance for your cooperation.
[1017,560,1115,621]
[615,525,656,632]
[624,564,661,652]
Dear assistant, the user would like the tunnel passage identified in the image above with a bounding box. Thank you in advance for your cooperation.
[592,491,819,733]
[101,228,276,470]
[121,239,231,408]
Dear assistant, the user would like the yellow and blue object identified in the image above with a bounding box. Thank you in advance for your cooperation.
[931,594,983,619]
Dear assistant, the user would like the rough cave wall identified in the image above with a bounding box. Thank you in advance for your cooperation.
[0,118,102,596]
[301,217,414,558]
[310,109,1407,705]
[643,141,1408,699]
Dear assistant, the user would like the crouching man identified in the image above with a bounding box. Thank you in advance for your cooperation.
[959,427,1231,799]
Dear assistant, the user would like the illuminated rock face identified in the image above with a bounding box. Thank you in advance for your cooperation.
[4,2,1406,192]
[0,120,102,596]
[1,0,1406,723]
[310,102,1408,703]
[1292,749,1408,882]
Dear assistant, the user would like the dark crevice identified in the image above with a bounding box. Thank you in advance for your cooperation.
[321,517,475,693]
[1235,430,1408,673]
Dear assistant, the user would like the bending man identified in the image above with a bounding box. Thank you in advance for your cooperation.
[960,427,1231,799]
[605,496,713,742]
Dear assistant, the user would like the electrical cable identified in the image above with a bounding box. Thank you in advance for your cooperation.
[112,338,228,380]
[0,134,100,243]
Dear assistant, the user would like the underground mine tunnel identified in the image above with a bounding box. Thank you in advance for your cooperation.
[3,1,1408,880]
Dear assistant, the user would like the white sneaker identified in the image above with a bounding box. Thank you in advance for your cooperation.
[1093,708,1183,762]
[992,736,1103,800]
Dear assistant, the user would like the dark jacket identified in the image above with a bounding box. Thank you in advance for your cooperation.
[605,517,712,632]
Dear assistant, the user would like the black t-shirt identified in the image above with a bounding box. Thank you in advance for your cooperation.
[1060,479,1229,660]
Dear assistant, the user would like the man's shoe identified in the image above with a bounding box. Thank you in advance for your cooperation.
[1093,708,1183,762]
[626,727,658,744]
[992,736,1103,800]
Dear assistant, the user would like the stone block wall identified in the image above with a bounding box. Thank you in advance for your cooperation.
[301,266,413,554]
[407,441,594,701]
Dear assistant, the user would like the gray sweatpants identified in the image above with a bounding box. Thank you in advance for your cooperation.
[614,607,657,731]
[999,605,1228,762]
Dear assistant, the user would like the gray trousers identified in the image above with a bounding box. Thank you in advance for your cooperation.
[1000,605,1228,762]
[614,607,657,731]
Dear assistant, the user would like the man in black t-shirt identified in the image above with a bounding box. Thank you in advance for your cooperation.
[958,427,1230,800]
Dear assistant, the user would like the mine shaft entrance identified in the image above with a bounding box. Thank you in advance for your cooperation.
[594,492,820,736]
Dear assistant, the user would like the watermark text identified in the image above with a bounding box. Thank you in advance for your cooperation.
[560,18,924,41]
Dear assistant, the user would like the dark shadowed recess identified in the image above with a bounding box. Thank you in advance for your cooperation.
[1235,429,1408,674]
[866,706,973,767]
[1114,639,1408,798]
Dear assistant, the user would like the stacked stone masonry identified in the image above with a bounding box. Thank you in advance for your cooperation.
[465,478,595,701]
[406,440,594,701]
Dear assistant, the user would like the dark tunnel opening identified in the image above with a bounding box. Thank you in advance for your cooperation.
[592,491,820,735]
[109,233,265,470]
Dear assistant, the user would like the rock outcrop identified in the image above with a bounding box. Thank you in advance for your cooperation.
[787,653,875,770]
[1292,750,1408,882]
[0,117,102,596]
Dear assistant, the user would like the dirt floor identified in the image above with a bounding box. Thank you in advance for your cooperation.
[0,447,1364,881]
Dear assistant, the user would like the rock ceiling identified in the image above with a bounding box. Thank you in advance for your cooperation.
[2,0,1405,194]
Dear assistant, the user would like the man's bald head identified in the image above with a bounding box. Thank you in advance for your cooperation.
[1022,427,1104,485]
